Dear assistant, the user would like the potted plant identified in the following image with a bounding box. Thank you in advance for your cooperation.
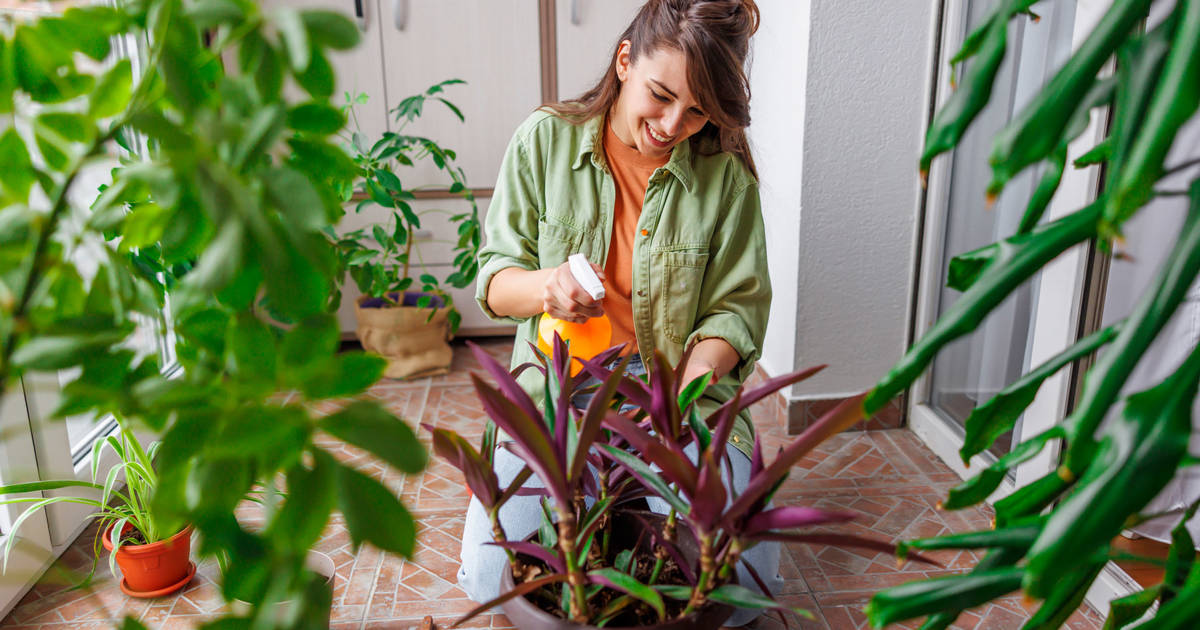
[426,338,937,628]
[328,81,482,380]
[0,416,192,597]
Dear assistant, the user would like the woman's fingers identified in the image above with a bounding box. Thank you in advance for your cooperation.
[542,261,604,322]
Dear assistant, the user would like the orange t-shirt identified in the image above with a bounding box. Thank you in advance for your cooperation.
[602,122,669,355]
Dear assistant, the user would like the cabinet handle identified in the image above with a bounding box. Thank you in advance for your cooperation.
[571,0,581,26]
[393,0,408,31]
[353,0,366,31]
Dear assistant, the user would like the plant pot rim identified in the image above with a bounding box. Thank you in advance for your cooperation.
[119,561,197,598]
[102,522,194,556]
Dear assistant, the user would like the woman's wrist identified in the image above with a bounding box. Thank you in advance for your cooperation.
[486,267,555,319]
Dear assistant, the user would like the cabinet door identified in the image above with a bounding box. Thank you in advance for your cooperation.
[378,0,542,190]
[555,0,643,102]
[256,0,390,141]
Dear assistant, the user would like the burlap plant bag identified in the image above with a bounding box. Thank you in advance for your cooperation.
[354,295,453,380]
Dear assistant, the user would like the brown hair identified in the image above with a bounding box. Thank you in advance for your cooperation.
[544,0,760,179]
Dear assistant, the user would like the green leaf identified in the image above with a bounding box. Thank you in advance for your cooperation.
[330,451,415,557]
[589,568,664,618]
[707,584,813,618]
[90,59,133,118]
[280,314,339,383]
[301,351,386,399]
[269,456,337,553]
[287,102,346,135]
[960,323,1121,462]
[11,329,129,370]
[275,8,311,73]
[232,105,285,170]
[864,567,1024,628]
[320,400,426,474]
[1101,586,1159,630]
[206,406,309,461]
[943,428,1063,510]
[226,312,277,379]
[295,47,334,99]
[0,128,35,202]
[186,0,245,29]
[867,201,1101,415]
[1024,338,1200,598]
[120,204,171,252]
[301,10,360,50]
[652,584,693,600]
[264,166,329,230]
[599,444,689,515]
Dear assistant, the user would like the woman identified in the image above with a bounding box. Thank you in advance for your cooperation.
[460,0,776,624]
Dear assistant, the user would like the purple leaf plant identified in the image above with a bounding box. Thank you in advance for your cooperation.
[428,335,937,627]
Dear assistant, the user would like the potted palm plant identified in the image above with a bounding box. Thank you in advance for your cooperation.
[0,416,191,597]
[426,338,937,629]
[329,81,482,380]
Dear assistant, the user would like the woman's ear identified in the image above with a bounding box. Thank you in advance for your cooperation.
[614,40,633,82]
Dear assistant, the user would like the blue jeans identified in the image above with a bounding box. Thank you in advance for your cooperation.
[456,355,781,626]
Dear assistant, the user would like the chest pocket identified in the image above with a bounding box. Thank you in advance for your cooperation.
[537,219,586,267]
[659,249,709,343]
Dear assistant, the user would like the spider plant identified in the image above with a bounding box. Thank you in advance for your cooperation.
[0,414,182,583]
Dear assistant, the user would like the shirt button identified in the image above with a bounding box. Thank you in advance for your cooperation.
[732,435,740,443]
[640,229,649,236]
[636,290,645,297]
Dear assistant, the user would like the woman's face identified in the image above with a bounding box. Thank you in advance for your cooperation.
[610,41,710,159]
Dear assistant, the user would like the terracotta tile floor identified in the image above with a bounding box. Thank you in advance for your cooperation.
[1,338,1105,629]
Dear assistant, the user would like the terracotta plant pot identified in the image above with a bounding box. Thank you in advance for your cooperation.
[355,292,453,380]
[499,511,734,630]
[102,523,194,597]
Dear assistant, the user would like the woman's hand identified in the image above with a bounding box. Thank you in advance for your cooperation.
[542,260,606,323]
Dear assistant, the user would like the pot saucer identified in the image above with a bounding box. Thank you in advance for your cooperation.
[119,561,196,598]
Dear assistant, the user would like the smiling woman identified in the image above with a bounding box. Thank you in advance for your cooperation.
[467,0,777,626]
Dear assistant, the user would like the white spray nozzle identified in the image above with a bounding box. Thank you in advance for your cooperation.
[568,253,605,301]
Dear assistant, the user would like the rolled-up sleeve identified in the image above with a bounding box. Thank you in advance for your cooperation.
[685,181,771,382]
[475,130,542,324]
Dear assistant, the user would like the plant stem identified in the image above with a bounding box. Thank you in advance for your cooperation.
[682,531,715,617]
[556,508,589,623]
[488,508,518,572]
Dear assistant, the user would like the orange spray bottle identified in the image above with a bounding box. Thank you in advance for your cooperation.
[537,254,612,375]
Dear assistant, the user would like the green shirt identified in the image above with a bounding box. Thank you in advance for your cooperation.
[475,109,771,456]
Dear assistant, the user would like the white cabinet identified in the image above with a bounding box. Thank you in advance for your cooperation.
[378,0,542,189]
[554,0,643,101]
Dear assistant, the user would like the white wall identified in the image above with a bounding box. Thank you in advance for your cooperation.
[748,0,809,379]
[750,0,936,399]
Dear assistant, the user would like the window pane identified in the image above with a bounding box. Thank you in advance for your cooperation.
[928,0,1077,457]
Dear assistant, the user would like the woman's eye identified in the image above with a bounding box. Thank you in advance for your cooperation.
[650,90,669,102]
[688,108,705,117]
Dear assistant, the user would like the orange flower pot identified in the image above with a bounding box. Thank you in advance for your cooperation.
[102,523,195,597]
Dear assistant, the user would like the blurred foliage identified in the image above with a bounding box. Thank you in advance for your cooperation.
[327,80,481,334]
[0,1,426,627]
[865,0,1200,628]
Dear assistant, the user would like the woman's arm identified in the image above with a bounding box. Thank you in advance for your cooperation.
[486,263,607,322]
[679,337,740,388]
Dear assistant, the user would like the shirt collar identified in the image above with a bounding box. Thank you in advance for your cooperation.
[573,115,696,194]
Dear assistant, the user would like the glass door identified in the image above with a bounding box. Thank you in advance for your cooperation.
[909,0,1110,489]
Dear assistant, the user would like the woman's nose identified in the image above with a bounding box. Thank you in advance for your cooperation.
[660,108,683,136]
